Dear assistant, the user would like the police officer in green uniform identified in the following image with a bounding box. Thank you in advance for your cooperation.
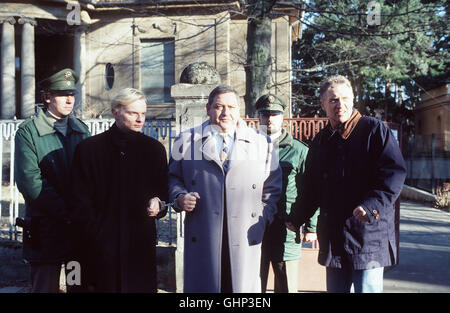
[14,68,90,293]
[257,94,319,293]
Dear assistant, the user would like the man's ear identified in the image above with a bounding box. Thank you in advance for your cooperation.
[43,93,51,104]
[320,100,324,110]
[112,108,118,119]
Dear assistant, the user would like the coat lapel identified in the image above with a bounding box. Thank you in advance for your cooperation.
[198,121,222,168]
[228,119,251,170]
[197,120,254,171]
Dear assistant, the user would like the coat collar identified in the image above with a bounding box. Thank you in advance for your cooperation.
[336,109,362,139]
[197,119,252,169]
[324,109,362,141]
[108,123,144,151]
[33,109,88,137]
[277,129,292,148]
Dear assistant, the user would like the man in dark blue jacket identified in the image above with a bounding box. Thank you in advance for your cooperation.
[287,75,406,293]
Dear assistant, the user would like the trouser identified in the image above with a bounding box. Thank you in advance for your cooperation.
[221,188,232,293]
[30,263,62,293]
[261,259,300,293]
[326,266,384,293]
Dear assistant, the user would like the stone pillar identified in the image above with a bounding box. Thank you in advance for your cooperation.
[172,62,221,133]
[74,28,86,118]
[170,62,221,293]
[1,17,16,119]
[171,83,215,293]
[171,84,217,134]
[19,17,37,119]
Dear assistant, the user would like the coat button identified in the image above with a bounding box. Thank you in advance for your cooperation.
[252,184,256,189]
[191,237,197,242]
[192,180,196,186]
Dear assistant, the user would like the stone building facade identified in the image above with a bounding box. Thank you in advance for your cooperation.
[415,80,450,151]
[0,0,294,120]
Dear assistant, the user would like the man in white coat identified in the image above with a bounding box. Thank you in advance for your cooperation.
[169,85,282,293]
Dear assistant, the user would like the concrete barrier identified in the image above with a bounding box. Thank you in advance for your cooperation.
[401,185,436,203]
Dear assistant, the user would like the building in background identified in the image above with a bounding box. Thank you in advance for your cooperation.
[407,78,450,192]
[0,0,296,120]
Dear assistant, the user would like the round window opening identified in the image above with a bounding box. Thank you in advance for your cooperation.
[105,63,115,90]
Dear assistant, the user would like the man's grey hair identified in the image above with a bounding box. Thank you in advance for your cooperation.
[319,75,354,100]
[111,88,146,112]
[207,85,240,106]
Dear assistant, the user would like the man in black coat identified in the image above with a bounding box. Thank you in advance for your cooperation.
[70,88,169,292]
[287,75,406,293]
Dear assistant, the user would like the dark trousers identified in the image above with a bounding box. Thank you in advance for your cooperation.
[261,259,290,293]
[30,263,61,293]
[221,190,232,293]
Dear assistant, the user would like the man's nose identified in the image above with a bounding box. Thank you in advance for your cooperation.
[221,107,231,115]
[136,114,145,122]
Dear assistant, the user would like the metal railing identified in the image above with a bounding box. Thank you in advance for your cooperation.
[0,118,176,245]
[245,115,329,143]
[1,115,330,245]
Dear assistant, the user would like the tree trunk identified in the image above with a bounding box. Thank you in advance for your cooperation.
[245,1,272,117]
[356,75,365,114]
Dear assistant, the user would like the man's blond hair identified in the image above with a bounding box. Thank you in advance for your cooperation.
[111,88,146,113]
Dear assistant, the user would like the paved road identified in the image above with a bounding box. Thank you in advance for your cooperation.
[384,201,450,293]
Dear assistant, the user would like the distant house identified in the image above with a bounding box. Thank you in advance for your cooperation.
[408,78,449,192]
[415,78,450,152]
[0,0,296,120]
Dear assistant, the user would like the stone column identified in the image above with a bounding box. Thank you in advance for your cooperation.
[171,84,216,293]
[171,84,216,134]
[1,17,16,119]
[171,63,220,292]
[74,27,86,118]
[19,17,37,119]
[173,62,222,133]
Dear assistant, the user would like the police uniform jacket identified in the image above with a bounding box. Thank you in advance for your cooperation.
[14,109,90,263]
[262,129,319,262]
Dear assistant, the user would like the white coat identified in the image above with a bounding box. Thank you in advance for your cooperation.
[169,119,282,292]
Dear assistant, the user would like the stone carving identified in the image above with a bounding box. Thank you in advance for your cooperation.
[180,62,221,85]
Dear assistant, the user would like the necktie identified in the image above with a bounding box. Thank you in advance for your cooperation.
[220,134,230,172]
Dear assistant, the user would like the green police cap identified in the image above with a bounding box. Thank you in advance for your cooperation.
[39,68,78,93]
[255,93,286,114]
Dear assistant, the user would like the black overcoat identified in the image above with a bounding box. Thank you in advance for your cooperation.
[70,123,169,292]
[290,116,406,270]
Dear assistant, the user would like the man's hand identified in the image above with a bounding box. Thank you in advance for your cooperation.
[285,221,297,232]
[147,197,161,217]
[178,192,200,212]
[303,232,317,243]
[353,206,369,222]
